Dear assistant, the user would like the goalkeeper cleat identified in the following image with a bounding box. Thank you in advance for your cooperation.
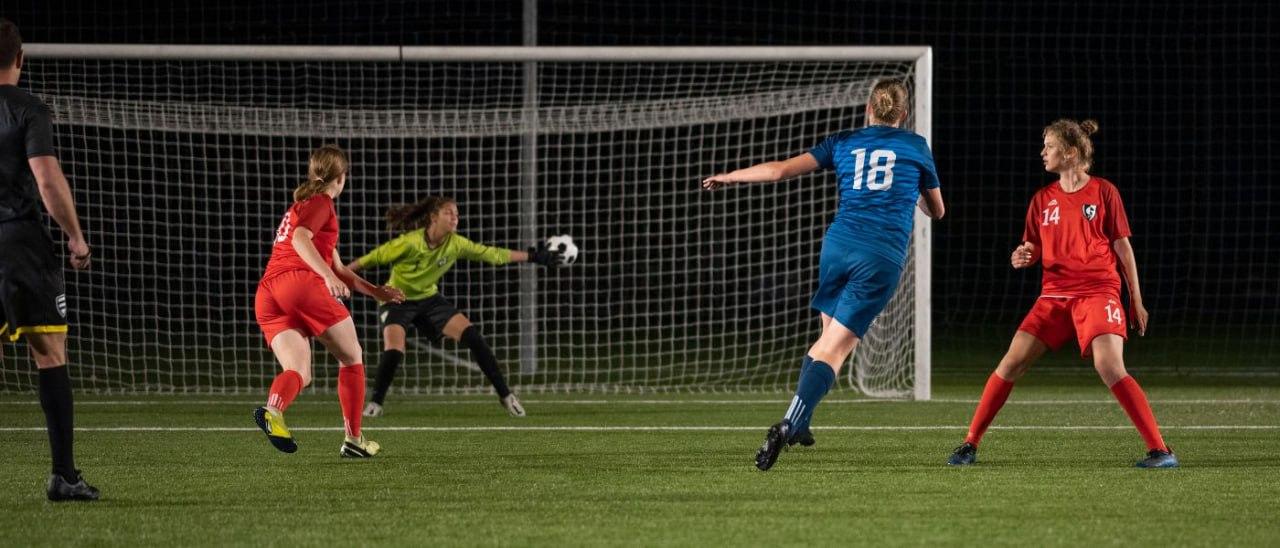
[46,471,100,502]
[948,442,978,466]
[253,406,298,454]
[754,421,791,471]
[362,402,384,418]
[1135,448,1179,469]
[340,435,381,458]
[501,394,526,417]
[788,427,816,447]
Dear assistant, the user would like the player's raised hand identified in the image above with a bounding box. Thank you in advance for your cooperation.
[1010,242,1037,269]
[527,241,563,268]
[701,174,733,191]
[1130,299,1149,336]
[372,284,405,304]
[324,273,351,299]
[68,237,91,270]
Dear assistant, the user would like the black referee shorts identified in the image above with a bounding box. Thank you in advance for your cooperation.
[0,220,68,342]
[378,294,462,345]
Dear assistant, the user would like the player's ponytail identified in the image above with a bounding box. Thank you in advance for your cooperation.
[1044,119,1098,169]
[294,144,349,202]
[869,79,909,126]
[386,195,456,233]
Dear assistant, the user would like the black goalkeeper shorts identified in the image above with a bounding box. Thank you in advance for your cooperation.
[378,294,462,345]
[0,220,68,342]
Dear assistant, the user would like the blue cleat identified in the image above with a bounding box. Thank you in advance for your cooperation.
[948,442,977,466]
[1135,448,1179,468]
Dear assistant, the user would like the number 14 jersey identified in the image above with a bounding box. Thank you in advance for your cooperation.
[1022,177,1131,298]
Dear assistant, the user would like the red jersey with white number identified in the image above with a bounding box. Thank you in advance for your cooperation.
[1021,177,1131,298]
[260,194,339,283]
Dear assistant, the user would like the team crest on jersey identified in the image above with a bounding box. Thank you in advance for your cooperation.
[1082,204,1097,221]
[55,294,67,318]
[437,258,448,266]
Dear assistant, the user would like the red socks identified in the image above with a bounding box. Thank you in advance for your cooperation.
[338,364,366,439]
[1109,375,1168,451]
[267,370,303,412]
[964,372,1016,446]
[269,366,367,440]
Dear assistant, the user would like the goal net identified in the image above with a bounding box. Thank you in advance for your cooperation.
[6,46,932,398]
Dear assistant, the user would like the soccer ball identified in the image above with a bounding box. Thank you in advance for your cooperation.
[545,234,579,266]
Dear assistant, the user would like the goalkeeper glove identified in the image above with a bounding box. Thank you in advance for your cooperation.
[527,242,562,267]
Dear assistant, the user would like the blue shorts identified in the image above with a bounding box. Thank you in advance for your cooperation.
[809,241,904,338]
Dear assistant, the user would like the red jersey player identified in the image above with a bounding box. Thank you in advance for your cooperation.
[948,119,1177,468]
[252,144,404,458]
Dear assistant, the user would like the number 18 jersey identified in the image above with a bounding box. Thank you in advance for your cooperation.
[809,125,940,267]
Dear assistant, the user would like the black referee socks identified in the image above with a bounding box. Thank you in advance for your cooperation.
[37,365,78,482]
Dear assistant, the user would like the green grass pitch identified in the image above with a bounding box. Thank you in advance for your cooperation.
[1,371,1278,546]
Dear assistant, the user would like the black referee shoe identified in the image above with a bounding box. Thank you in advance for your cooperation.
[47,471,100,502]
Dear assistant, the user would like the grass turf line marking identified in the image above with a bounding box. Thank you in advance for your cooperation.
[2,398,1277,406]
[1,425,1277,432]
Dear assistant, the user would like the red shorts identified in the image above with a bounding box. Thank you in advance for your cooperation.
[255,270,350,346]
[1017,295,1128,357]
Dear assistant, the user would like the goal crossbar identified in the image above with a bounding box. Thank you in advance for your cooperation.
[26,44,931,63]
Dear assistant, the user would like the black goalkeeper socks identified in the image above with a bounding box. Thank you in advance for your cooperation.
[37,365,78,481]
[371,350,404,405]
[460,326,511,398]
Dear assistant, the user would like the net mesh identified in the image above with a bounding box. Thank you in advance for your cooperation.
[3,54,924,396]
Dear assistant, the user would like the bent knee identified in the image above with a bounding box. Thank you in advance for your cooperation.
[459,325,484,345]
[1093,360,1128,385]
[996,355,1032,380]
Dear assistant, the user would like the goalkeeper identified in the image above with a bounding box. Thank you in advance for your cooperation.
[349,196,561,417]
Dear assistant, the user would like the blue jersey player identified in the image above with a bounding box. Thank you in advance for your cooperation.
[702,80,945,471]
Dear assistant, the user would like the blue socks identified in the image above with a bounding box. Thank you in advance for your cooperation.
[783,356,835,436]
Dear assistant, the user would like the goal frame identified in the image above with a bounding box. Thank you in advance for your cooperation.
[24,44,933,400]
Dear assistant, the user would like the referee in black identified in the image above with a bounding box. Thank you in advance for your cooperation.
[0,19,98,501]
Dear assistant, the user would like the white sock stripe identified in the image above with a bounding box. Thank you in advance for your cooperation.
[783,396,801,422]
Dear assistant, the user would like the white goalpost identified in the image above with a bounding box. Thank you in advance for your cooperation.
[15,44,932,398]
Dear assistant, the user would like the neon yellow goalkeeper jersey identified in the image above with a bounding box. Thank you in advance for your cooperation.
[356,230,512,300]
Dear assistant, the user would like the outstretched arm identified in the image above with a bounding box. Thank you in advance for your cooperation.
[701,153,821,190]
[1112,237,1148,336]
[333,249,404,303]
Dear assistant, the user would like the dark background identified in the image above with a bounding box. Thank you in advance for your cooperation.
[3,1,1276,379]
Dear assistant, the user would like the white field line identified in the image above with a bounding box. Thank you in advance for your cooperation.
[0,425,1277,432]
[0,398,1277,406]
